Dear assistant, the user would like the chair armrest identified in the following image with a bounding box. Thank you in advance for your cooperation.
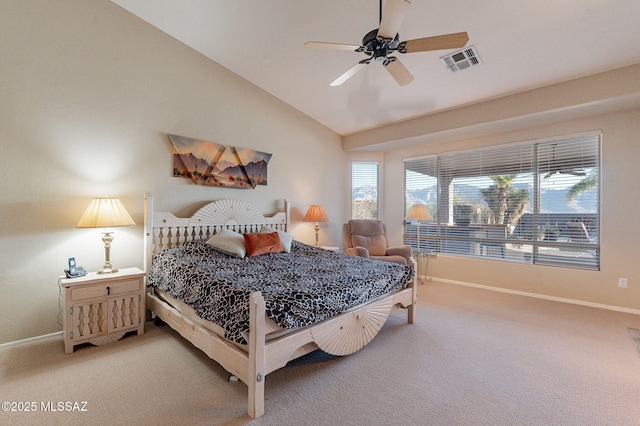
[386,245,413,264]
[345,246,370,258]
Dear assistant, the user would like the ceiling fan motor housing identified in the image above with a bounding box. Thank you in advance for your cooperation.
[363,28,400,61]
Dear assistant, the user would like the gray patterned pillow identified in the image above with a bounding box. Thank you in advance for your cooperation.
[206,229,246,258]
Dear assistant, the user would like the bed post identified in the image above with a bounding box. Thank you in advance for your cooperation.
[143,192,154,277]
[284,199,290,232]
[408,257,418,324]
[248,291,266,419]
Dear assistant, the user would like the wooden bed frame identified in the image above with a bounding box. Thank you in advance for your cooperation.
[143,192,417,418]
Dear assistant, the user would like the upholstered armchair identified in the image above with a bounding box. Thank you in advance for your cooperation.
[343,219,413,265]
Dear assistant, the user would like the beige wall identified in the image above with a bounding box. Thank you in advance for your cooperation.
[382,108,640,311]
[0,1,344,344]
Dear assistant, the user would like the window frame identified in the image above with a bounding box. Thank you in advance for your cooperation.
[403,132,601,270]
[351,161,380,220]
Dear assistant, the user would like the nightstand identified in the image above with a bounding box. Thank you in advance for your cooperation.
[321,246,340,252]
[61,267,146,354]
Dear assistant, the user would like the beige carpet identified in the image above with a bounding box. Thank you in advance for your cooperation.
[629,328,640,359]
[2,281,640,426]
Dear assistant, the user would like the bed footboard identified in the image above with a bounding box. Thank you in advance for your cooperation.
[147,292,251,380]
[147,283,415,419]
[148,290,268,418]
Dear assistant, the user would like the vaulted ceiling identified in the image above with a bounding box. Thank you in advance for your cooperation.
[111,0,640,137]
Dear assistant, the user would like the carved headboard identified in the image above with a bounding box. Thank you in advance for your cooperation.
[143,193,289,274]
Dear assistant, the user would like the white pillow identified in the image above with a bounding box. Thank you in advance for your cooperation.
[260,226,293,253]
[206,229,246,258]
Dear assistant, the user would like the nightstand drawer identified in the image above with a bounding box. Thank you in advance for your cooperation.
[71,279,141,300]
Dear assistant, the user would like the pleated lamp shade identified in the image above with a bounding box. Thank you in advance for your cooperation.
[405,204,432,221]
[77,197,135,228]
[303,205,329,223]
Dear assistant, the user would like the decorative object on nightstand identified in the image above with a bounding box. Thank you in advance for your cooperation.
[60,267,145,354]
[76,197,135,274]
[304,204,329,247]
[405,204,432,284]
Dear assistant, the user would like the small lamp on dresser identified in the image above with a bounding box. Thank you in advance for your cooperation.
[76,196,135,274]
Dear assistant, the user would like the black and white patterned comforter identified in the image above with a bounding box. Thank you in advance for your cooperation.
[148,240,414,344]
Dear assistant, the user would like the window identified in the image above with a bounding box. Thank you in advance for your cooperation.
[405,155,437,253]
[352,162,379,219]
[403,133,600,270]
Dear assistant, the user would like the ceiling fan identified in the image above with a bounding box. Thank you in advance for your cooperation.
[543,168,587,179]
[543,167,587,179]
[542,144,587,179]
[304,0,469,86]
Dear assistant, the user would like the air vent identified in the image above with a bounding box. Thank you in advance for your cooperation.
[440,45,482,73]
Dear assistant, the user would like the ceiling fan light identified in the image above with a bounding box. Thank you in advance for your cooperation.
[374,50,387,61]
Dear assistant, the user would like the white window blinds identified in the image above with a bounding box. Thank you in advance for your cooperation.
[404,156,437,253]
[403,133,600,269]
[351,162,379,219]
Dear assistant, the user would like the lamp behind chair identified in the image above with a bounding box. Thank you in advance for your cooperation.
[405,204,432,253]
[405,204,432,284]
[77,197,135,274]
[303,204,329,247]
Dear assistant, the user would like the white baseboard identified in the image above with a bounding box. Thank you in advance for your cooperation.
[432,277,640,316]
[0,331,62,350]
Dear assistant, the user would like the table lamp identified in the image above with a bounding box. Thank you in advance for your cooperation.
[405,204,432,253]
[77,197,135,274]
[303,204,329,247]
[405,204,432,284]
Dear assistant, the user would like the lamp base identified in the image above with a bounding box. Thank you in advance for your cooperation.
[98,231,118,274]
[414,252,430,285]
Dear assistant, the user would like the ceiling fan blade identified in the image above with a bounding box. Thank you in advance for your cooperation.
[304,41,364,52]
[377,0,411,41]
[543,169,586,179]
[399,32,469,53]
[330,60,370,86]
[383,57,414,86]
[565,169,587,176]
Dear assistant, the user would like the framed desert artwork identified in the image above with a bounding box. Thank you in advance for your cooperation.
[169,134,272,189]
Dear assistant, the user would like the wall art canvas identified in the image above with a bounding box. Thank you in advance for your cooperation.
[234,147,272,188]
[169,134,271,189]
[171,135,224,184]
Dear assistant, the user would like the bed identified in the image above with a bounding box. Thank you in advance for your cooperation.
[143,193,417,418]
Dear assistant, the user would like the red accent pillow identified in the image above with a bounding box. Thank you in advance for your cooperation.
[243,232,283,257]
